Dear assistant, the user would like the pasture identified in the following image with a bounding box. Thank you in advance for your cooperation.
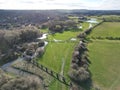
[39,42,76,90]
[88,22,120,39]
[37,18,100,90]
[88,40,120,90]
[38,30,80,90]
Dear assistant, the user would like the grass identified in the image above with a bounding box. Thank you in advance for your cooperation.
[48,30,81,41]
[88,40,120,90]
[40,28,49,33]
[82,22,90,30]
[37,18,98,90]
[88,22,120,39]
[47,22,90,41]
[38,30,80,90]
[38,42,77,90]
[39,42,77,78]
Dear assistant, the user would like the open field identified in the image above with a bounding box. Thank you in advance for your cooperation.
[87,22,120,39]
[88,40,120,90]
[38,42,78,90]
[37,18,101,90]
[38,29,80,90]
[39,42,77,77]
[48,31,80,41]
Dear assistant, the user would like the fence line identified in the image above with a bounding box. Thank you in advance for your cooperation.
[30,60,72,86]
[12,59,72,87]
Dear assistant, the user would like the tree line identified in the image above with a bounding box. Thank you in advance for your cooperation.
[0,26,41,65]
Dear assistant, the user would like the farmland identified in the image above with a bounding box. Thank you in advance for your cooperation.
[88,40,120,90]
[87,22,120,39]
[87,22,120,90]
[37,17,100,90]
[38,30,80,90]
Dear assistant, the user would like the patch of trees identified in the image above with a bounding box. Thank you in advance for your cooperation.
[48,20,78,33]
[0,69,43,90]
[48,21,64,33]
[0,26,41,65]
[0,10,69,29]
[22,40,45,61]
[0,10,120,29]
[70,10,120,16]
[68,41,90,83]
[0,26,40,51]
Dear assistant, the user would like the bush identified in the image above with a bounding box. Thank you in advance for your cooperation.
[69,67,90,82]
[71,63,79,70]
[0,69,12,87]
[38,40,45,47]
[1,76,42,90]
[20,28,40,42]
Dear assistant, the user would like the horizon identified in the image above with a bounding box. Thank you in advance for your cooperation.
[0,0,120,10]
[0,9,120,11]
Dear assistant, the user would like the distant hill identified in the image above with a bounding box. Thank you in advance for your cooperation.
[0,9,120,29]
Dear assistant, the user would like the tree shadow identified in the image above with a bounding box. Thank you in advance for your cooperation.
[80,70,93,90]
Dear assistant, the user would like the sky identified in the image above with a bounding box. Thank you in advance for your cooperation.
[0,0,120,10]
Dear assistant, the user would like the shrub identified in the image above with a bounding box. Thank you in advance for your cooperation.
[0,69,12,87]
[20,28,40,42]
[69,67,90,82]
[1,76,42,90]
[38,40,45,47]
[71,63,79,70]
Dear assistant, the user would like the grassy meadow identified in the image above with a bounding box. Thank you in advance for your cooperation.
[38,29,81,90]
[48,31,80,41]
[87,21,120,90]
[88,22,120,39]
[37,17,100,90]
[88,40,120,90]
[39,42,77,77]
[39,42,77,90]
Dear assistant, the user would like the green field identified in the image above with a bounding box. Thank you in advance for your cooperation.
[38,30,80,90]
[88,40,120,90]
[39,42,77,90]
[87,22,120,90]
[88,22,120,39]
[48,31,80,41]
[38,18,100,90]
[39,42,77,77]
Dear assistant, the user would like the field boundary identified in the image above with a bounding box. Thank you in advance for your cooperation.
[12,59,72,87]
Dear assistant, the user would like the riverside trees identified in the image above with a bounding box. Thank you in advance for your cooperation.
[0,26,41,65]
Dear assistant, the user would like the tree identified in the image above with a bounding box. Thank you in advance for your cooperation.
[48,20,64,33]
[1,76,43,90]
[69,67,90,83]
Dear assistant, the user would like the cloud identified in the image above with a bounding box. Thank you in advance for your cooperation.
[0,0,120,10]
[98,0,120,10]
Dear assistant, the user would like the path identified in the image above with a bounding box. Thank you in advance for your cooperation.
[60,58,65,75]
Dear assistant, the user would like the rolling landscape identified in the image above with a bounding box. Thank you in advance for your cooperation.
[0,0,120,90]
